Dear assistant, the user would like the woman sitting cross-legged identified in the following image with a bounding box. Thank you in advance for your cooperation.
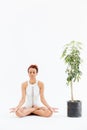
[10,64,58,117]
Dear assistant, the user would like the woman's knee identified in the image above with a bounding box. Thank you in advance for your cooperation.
[45,110,53,117]
[15,110,24,117]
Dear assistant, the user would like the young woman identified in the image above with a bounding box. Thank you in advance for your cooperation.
[10,64,58,117]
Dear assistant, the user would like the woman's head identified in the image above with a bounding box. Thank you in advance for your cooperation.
[27,64,38,79]
[27,64,38,73]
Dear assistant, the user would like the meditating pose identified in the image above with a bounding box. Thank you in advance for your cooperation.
[10,64,58,117]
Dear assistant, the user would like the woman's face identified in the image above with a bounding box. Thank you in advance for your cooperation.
[28,68,37,79]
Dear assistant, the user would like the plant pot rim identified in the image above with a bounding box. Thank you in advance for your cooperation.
[67,100,81,103]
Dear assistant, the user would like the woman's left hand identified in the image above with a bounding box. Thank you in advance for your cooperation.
[48,107,58,112]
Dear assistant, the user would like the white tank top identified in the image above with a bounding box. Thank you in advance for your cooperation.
[25,80,41,108]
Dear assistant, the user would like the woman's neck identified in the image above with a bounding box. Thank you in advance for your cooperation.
[29,79,36,84]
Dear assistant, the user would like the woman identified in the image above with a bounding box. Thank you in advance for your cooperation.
[10,64,58,117]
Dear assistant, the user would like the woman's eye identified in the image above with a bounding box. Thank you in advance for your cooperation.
[29,71,35,74]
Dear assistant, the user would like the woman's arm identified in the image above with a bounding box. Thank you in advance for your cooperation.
[39,81,51,108]
[16,82,26,108]
[39,81,58,112]
[10,82,27,112]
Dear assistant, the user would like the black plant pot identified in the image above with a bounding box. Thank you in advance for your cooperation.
[67,100,82,117]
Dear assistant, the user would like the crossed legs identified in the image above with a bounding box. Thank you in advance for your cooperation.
[16,106,53,117]
[32,107,53,117]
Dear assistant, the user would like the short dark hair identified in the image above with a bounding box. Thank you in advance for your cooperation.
[27,64,38,73]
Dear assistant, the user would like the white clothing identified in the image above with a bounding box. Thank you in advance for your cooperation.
[24,80,41,108]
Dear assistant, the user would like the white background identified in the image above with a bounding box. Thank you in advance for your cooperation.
[0,0,87,129]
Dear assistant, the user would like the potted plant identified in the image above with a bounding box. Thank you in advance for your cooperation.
[61,40,82,117]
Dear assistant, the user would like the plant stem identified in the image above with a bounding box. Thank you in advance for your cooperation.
[71,81,74,101]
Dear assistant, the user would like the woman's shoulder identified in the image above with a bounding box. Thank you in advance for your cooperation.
[21,81,28,88]
[38,80,44,88]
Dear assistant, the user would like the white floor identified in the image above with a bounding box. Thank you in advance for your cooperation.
[0,110,87,130]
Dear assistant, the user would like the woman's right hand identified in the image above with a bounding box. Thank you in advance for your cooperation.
[9,107,19,113]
